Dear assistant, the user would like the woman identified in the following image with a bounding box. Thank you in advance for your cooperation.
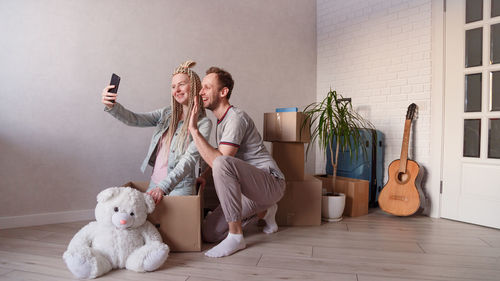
[101,60,212,204]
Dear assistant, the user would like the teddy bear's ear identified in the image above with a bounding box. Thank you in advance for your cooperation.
[97,187,121,203]
[143,193,155,214]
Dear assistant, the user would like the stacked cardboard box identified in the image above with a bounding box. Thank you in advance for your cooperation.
[271,142,305,181]
[264,112,322,226]
[263,112,311,143]
[275,175,322,226]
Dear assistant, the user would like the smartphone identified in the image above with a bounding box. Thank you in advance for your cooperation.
[109,73,121,102]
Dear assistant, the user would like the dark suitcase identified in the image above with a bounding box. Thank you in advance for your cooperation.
[326,129,384,207]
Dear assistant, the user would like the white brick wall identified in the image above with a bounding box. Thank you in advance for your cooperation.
[316,0,432,184]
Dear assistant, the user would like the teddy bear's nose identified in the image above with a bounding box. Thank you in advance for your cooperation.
[120,219,127,225]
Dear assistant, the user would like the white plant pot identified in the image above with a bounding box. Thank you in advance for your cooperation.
[321,193,346,222]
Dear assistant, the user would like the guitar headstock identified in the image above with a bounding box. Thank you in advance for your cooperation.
[406,103,417,120]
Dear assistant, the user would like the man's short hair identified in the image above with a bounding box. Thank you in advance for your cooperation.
[206,67,234,100]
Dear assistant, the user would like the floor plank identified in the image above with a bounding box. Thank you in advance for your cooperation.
[418,242,500,258]
[257,254,500,281]
[479,235,500,247]
[165,257,356,281]
[277,224,489,246]
[0,237,65,258]
[172,250,262,267]
[0,251,76,279]
[35,231,74,246]
[244,241,313,258]
[97,269,188,281]
[0,270,69,281]
[356,274,444,281]
[0,268,13,277]
[0,228,54,241]
[27,220,89,233]
[186,277,227,281]
[265,231,425,253]
[313,246,499,270]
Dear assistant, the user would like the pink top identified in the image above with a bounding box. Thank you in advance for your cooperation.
[150,131,171,187]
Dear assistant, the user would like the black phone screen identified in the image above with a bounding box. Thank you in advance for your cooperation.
[109,73,121,94]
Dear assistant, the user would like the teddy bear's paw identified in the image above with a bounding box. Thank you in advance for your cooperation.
[143,248,169,272]
[64,253,93,279]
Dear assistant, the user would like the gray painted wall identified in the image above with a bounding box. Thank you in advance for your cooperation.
[0,0,316,217]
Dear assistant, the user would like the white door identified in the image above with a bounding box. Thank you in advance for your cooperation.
[442,0,500,229]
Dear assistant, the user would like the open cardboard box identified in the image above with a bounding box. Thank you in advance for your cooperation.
[123,181,203,252]
[315,175,369,217]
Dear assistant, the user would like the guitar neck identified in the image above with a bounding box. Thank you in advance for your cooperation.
[399,119,412,174]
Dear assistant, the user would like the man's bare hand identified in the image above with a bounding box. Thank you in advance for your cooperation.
[196,176,206,189]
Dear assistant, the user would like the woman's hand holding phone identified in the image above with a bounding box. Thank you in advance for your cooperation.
[101,85,118,108]
[102,73,121,109]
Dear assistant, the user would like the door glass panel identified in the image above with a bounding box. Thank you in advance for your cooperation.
[491,71,500,111]
[464,119,481,157]
[493,0,500,17]
[491,24,500,64]
[489,119,500,158]
[466,0,483,23]
[466,28,483,67]
[465,73,482,112]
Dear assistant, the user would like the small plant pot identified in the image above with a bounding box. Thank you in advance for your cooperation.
[321,192,345,222]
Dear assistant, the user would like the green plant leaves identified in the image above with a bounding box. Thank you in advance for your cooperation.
[302,89,375,174]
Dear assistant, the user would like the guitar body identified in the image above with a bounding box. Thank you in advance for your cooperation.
[379,159,421,216]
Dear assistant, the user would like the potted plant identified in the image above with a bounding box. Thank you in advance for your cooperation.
[302,89,374,221]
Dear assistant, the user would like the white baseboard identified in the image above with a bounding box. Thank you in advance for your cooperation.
[0,209,94,229]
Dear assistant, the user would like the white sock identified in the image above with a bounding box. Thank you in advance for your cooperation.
[205,233,246,258]
[263,204,278,234]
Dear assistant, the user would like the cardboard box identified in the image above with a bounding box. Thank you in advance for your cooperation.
[315,175,369,217]
[263,112,311,142]
[272,142,305,181]
[123,181,203,252]
[276,175,322,226]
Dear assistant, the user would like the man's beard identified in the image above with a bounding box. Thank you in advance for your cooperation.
[205,97,220,111]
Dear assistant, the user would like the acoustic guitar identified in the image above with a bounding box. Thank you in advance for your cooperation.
[379,103,421,216]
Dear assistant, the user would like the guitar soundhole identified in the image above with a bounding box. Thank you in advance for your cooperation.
[397,172,409,183]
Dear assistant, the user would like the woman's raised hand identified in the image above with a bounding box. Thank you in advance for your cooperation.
[101,85,118,108]
[189,94,200,133]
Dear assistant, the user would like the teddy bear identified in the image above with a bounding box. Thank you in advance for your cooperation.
[63,186,169,279]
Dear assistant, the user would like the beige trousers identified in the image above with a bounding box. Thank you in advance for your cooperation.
[202,156,285,243]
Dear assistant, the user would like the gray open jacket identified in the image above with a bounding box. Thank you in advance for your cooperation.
[105,103,212,194]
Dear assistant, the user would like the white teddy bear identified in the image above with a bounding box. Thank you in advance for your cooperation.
[63,187,169,279]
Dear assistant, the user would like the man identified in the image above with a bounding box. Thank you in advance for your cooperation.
[188,67,285,258]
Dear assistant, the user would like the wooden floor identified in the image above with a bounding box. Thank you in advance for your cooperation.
[1,210,499,281]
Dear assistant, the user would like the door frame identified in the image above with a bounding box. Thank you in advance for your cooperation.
[429,0,446,219]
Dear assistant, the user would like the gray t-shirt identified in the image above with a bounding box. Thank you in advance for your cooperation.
[216,106,284,180]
